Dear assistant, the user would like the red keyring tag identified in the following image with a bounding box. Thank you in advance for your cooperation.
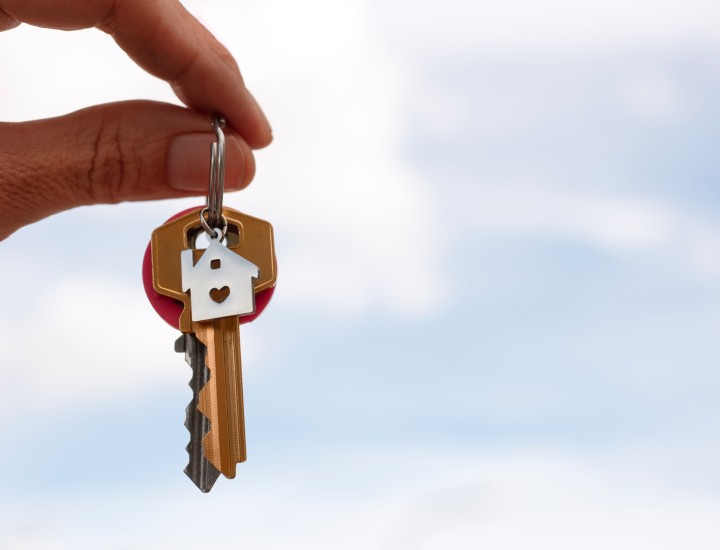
[142,206,276,330]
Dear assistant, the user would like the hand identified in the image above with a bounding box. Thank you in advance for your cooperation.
[0,0,272,240]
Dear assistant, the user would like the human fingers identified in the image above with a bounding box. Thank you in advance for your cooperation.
[0,101,255,240]
[0,0,272,149]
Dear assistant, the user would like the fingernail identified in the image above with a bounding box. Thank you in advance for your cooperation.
[245,89,273,139]
[168,133,246,192]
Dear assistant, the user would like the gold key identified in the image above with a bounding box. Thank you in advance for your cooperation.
[193,317,245,475]
[150,205,276,485]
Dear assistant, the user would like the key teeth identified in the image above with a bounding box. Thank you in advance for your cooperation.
[184,443,221,493]
[183,421,219,493]
[177,333,221,492]
[174,335,186,353]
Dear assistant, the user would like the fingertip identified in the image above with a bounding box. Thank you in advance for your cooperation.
[245,88,273,142]
[250,130,274,150]
[231,120,272,151]
[228,88,273,150]
[225,133,256,191]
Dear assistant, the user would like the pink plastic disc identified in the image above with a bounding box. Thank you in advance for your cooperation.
[142,207,275,330]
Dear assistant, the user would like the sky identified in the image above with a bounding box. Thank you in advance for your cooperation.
[2,0,720,548]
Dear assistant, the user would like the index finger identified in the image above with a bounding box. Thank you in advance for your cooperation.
[0,0,272,149]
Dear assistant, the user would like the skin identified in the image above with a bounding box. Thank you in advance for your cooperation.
[0,0,272,240]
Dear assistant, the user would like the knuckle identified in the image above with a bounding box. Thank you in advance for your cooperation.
[85,112,136,204]
[97,0,125,35]
[171,48,201,86]
[216,48,240,74]
[0,10,20,32]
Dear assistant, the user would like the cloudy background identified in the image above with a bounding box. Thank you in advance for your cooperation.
[3,0,720,547]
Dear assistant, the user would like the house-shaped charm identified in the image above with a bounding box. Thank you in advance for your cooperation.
[181,240,260,322]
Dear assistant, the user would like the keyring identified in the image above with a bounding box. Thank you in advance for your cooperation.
[199,206,228,241]
[203,115,226,236]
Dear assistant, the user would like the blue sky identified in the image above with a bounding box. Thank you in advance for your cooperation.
[2,0,720,548]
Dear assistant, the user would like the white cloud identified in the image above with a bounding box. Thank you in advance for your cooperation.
[0,26,175,121]
[465,183,675,249]
[2,446,720,549]
[0,279,179,413]
[460,181,720,280]
[380,0,720,56]
[619,71,682,121]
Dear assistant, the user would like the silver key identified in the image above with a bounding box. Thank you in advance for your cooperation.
[175,334,221,492]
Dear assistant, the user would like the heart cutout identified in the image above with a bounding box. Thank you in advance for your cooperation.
[210,286,230,304]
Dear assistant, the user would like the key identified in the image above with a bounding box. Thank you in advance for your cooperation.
[146,205,277,490]
[175,332,220,492]
[192,317,246,477]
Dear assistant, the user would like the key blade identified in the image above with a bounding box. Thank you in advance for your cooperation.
[194,318,247,478]
[176,334,221,492]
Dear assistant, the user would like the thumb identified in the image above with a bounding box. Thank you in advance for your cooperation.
[0,101,255,240]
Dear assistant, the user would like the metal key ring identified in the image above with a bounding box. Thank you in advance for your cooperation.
[200,206,228,241]
[204,115,226,234]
